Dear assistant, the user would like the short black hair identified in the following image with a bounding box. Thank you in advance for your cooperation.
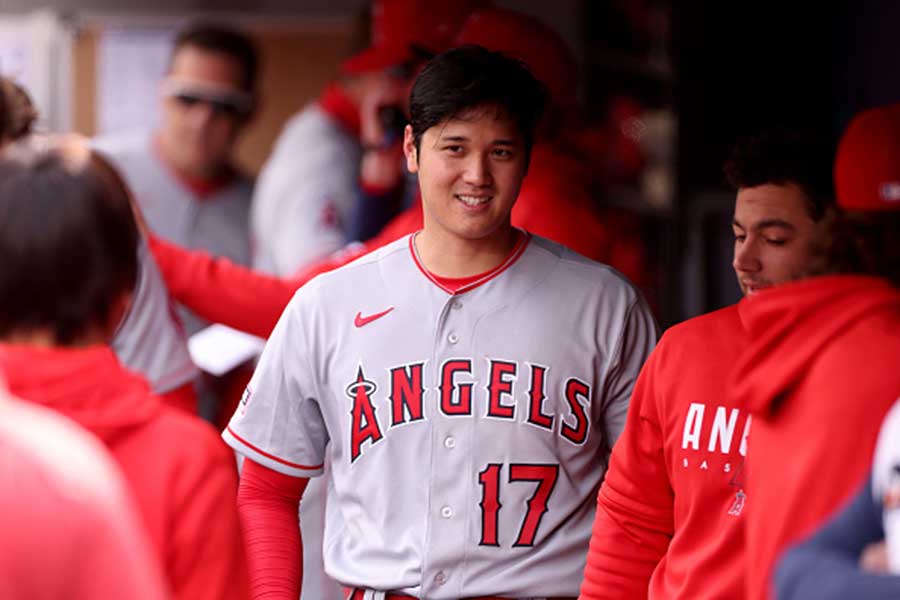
[409,45,547,165]
[0,139,139,345]
[724,130,836,221]
[0,77,37,142]
[171,22,259,92]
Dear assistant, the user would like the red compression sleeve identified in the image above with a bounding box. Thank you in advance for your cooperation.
[149,235,297,338]
[237,459,309,600]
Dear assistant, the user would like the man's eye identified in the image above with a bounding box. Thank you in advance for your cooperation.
[734,234,746,243]
[492,148,513,158]
[443,145,463,154]
[766,239,787,246]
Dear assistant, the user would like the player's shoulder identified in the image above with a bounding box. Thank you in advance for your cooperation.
[92,129,151,165]
[271,103,356,158]
[0,396,127,504]
[298,236,409,294]
[529,234,641,301]
[659,303,742,348]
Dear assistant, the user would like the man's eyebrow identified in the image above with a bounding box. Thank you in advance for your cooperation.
[753,219,797,231]
[439,135,469,142]
[492,139,516,146]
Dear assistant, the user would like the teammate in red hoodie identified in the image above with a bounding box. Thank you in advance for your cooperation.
[0,136,249,600]
[579,131,837,599]
[730,103,900,600]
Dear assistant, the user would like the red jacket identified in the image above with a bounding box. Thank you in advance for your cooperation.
[731,275,900,600]
[0,344,250,600]
[581,304,748,599]
[150,143,654,339]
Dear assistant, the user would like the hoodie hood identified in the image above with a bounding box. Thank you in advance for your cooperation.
[0,344,161,444]
[732,275,900,418]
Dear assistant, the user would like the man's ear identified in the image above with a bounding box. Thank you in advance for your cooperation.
[403,124,418,173]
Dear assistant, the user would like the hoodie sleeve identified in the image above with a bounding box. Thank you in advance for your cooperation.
[580,341,673,600]
[775,473,900,600]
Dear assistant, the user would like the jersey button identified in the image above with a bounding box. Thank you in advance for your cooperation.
[441,506,453,518]
[448,332,459,344]
[444,436,456,449]
[452,300,463,310]
[434,571,447,586]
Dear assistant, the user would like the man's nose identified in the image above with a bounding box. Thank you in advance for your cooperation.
[462,153,493,187]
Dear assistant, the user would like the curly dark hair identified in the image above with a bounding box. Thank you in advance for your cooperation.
[829,211,900,287]
[724,130,836,221]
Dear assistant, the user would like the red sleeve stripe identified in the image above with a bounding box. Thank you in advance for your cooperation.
[226,426,324,471]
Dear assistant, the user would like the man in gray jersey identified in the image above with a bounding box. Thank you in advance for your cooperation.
[96,22,257,335]
[225,46,657,599]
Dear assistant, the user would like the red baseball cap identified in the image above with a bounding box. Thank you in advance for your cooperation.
[341,0,486,75]
[835,102,900,212]
[454,7,579,112]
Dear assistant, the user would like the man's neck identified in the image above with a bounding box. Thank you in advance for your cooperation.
[414,226,520,278]
[156,132,230,183]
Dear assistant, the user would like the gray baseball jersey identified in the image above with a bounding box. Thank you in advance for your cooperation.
[251,104,361,276]
[95,130,253,334]
[224,232,657,598]
[112,239,198,394]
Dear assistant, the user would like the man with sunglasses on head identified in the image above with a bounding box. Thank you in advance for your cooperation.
[95,22,257,336]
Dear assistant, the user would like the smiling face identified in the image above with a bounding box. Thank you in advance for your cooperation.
[404,105,528,246]
[732,182,833,295]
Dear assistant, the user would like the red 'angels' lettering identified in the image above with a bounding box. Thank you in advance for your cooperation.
[346,359,593,464]
[389,362,425,427]
[347,367,383,463]
[477,462,559,547]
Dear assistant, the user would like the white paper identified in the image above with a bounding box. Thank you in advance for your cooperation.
[187,323,265,376]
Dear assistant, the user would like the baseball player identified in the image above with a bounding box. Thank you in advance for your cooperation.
[95,23,257,336]
[729,103,900,600]
[224,45,657,599]
[578,131,838,599]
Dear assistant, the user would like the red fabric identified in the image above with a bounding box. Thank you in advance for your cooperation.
[158,380,198,414]
[150,234,295,339]
[0,397,170,600]
[580,305,747,600]
[237,459,308,600]
[0,344,250,600]
[318,83,361,139]
[730,275,900,600]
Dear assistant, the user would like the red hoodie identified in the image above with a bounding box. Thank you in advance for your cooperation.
[580,304,749,600]
[0,344,250,600]
[731,275,900,600]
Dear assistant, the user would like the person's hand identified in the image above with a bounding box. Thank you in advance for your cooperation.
[860,541,890,573]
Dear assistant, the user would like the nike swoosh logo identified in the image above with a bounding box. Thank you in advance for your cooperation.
[354,307,395,328]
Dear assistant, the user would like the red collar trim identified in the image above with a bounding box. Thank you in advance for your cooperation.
[318,82,361,139]
[152,135,236,200]
[408,230,530,296]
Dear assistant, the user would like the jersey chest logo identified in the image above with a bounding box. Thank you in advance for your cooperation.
[345,358,593,465]
[354,306,395,328]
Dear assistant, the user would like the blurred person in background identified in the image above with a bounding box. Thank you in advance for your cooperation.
[0,135,249,600]
[770,102,900,600]
[578,131,837,600]
[95,22,258,336]
[251,0,484,276]
[730,103,900,600]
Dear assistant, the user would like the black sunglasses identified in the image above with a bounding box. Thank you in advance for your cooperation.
[173,93,248,117]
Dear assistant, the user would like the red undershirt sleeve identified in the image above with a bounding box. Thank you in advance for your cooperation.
[237,459,309,600]
[148,234,297,338]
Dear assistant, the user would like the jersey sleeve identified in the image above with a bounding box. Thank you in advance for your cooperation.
[149,234,296,339]
[580,340,673,600]
[223,290,329,478]
[775,473,900,600]
[601,295,659,445]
